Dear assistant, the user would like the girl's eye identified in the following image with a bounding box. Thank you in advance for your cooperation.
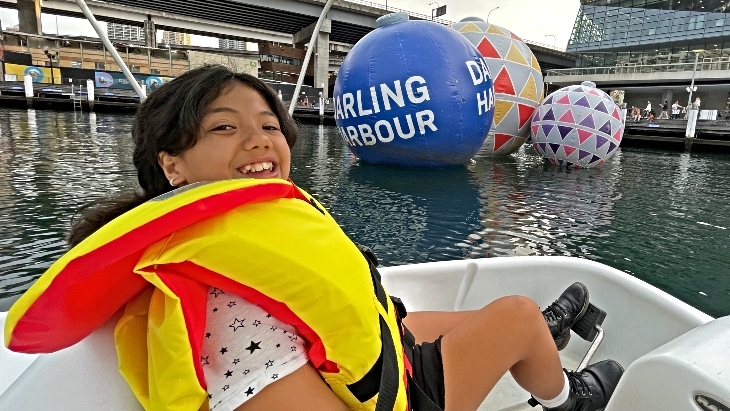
[263,125,280,131]
[211,125,235,131]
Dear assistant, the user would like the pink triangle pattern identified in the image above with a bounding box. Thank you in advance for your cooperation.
[563,146,576,157]
[578,129,592,144]
[558,110,575,123]
[612,128,622,144]
[555,94,571,105]
[611,108,622,121]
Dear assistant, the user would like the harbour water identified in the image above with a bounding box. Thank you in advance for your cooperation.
[0,108,728,317]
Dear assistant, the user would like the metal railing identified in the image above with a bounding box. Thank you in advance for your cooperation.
[339,0,453,25]
[546,61,730,77]
[341,0,568,52]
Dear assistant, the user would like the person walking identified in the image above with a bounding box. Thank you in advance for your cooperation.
[658,100,670,119]
[644,101,652,119]
[671,101,680,119]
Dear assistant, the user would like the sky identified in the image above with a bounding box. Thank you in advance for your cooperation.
[0,0,580,50]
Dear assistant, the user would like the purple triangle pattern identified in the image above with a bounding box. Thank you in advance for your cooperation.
[543,108,555,121]
[539,143,547,154]
[572,87,584,93]
[542,124,554,137]
[594,101,609,114]
[596,135,608,149]
[544,95,553,105]
[549,143,561,154]
[608,142,617,153]
[574,96,591,108]
[579,114,595,128]
[558,159,565,166]
[599,121,612,136]
[579,149,592,160]
[589,155,602,163]
[558,126,573,139]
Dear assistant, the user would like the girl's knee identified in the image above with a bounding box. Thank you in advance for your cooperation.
[487,295,542,325]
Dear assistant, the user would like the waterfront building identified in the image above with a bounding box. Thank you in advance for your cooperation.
[547,0,730,114]
[568,0,730,68]
[0,31,255,81]
[107,23,145,43]
[163,31,191,46]
[219,38,247,51]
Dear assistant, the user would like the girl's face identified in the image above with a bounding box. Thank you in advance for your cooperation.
[159,82,291,185]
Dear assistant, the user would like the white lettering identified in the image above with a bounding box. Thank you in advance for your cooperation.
[405,76,430,104]
[416,110,437,134]
[335,96,344,120]
[338,127,351,145]
[346,126,362,146]
[394,115,416,139]
[381,81,405,111]
[466,61,484,85]
[369,86,381,114]
[375,120,394,142]
[480,58,491,79]
[356,90,373,116]
[477,90,489,115]
[358,124,377,145]
[343,93,357,119]
[476,89,495,115]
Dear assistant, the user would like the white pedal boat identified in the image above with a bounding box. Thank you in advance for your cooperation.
[1,256,728,410]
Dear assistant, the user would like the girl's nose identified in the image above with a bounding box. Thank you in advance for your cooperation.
[243,129,272,150]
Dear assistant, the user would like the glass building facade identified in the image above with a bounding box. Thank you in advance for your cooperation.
[567,0,730,67]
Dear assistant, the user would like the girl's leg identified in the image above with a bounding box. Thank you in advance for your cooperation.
[405,296,564,411]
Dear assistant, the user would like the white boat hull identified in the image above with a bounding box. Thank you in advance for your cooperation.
[1,256,728,410]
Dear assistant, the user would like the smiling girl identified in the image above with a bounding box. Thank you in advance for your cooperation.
[7,65,622,411]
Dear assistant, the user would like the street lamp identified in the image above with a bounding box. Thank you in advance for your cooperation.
[429,2,439,20]
[686,50,701,111]
[43,47,59,85]
[487,6,499,23]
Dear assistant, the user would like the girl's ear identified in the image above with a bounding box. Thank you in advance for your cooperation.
[158,151,185,186]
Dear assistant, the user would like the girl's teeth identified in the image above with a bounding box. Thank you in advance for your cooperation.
[241,162,274,174]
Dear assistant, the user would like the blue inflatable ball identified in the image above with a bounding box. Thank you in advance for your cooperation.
[333,12,495,167]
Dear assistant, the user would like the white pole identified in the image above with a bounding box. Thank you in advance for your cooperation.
[289,0,335,115]
[86,79,95,101]
[74,0,147,101]
[24,75,33,98]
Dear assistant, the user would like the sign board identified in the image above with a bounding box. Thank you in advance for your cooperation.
[435,5,446,17]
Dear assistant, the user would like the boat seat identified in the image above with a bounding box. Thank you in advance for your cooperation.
[606,315,730,410]
[0,314,143,411]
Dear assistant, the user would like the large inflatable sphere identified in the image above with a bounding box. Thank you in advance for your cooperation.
[333,13,495,167]
[531,81,624,168]
[453,18,544,156]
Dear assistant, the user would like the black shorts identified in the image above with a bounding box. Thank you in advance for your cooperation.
[410,336,446,410]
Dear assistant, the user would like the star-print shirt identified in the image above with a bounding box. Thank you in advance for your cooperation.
[202,287,309,411]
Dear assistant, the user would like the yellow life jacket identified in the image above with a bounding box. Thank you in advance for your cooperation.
[4,179,409,411]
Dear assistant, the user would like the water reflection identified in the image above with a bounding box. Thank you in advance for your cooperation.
[0,113,728,318]
[0,109,137,310]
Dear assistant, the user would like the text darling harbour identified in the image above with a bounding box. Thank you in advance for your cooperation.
[335,58,496,147]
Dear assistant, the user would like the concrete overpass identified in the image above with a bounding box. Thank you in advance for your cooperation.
[4,0,576,98]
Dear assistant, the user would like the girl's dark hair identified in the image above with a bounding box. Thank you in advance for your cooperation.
[67,65,298,247]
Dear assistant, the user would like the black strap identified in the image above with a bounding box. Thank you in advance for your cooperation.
[408,375,444,411]
[374,316,400,411]
[345,315,401,409]
[346,339,383,402]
